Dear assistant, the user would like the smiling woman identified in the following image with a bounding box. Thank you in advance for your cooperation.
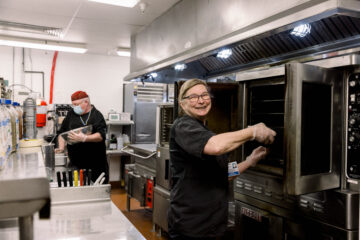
[168,78,276,240]
[178,79,212,121]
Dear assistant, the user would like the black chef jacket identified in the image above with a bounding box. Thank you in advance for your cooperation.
[58,106,109,183]
[168,115,228,238]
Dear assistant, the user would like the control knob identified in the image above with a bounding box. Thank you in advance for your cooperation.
[349,80,356,87]
[349,136,355,143]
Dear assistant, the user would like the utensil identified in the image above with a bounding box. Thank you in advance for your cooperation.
[94,172,105,185]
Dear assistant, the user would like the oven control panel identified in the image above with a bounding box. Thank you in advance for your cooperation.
[347,73,360,179]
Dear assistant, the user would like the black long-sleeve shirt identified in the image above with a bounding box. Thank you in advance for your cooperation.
[58,106,109,183]
[168,115,228,238]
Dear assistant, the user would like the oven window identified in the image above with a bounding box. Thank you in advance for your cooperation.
[301,82,332,176]
[246,83,285,171]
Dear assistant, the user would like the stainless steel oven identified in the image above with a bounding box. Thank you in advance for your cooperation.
[240,62,344,196]
[233,61,360,239]
[153,103,173,235]
[172,63,360,238]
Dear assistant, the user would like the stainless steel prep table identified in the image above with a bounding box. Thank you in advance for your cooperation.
[0,147,50,240]
[0,201,145,240]
[0,146,146,240]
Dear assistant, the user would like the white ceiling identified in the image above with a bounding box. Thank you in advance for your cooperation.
[0,0,180,55]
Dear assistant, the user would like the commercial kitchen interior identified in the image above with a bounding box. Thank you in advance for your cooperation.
[1,0,360,239]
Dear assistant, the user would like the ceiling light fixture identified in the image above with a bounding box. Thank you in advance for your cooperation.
[174,63,187,71]
[0,35,87,53]
[116,48,131,57]
[291,24,311,37]
[88,0,140,8]
[217,49,232,59]
[149,72,158,78]
[0,20,63,37]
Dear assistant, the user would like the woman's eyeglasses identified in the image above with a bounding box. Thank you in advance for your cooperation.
[183,93,211,103]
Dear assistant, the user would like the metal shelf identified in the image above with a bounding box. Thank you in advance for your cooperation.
[106,150,130,156]
[106,120,134,125]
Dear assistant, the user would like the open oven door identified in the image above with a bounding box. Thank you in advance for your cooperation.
[285,62,344,195]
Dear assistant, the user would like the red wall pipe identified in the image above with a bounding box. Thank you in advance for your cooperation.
[49,51,58,104]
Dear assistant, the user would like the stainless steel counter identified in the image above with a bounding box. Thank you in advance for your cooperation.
[0,146,146,240]
[0,200,145,240]
[0,147,50,218]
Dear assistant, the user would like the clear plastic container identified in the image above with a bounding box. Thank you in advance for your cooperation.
[5,99,16,152]
[59,125,93,145]
[0,99,6,169]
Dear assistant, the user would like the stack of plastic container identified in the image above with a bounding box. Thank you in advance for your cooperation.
[0,100,24,168]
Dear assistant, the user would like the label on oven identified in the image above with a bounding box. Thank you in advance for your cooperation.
[241,207,262,222]
[228,161,239,177]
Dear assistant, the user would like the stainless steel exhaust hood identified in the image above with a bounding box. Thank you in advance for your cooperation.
[124,0,360,82]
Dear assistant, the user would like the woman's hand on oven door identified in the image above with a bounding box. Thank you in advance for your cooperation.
[246,146,269,167]
[251,122,276,144]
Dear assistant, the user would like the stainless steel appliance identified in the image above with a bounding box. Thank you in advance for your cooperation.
[123,82,167,143]
[233,61,360,239]
[170,58,360,239]
[153,103,173,235]
[123,143,157,211]
[240,62,343,196]
[123,82,168,211]
[346,72,360,180]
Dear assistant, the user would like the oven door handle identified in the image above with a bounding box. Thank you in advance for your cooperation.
[121,146,157,159]
[128,171,141,178]
[165,159,169,180]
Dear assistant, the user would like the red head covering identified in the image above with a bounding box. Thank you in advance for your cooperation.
[71,91,89,101]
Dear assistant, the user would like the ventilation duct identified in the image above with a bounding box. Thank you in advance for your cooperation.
[124,0,360,82]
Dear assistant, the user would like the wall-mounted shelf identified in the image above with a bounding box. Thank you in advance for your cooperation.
[106,120,134,125]
[106,119,134,183]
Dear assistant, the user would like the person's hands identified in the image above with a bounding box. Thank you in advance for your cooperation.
[68,131,87,143]
[250,122,276,145]
[55,148,64,154]
[245,146,269,167]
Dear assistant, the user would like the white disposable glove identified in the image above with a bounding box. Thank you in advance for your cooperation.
[54,148,64,154]
[245,146,269,167]
[250,122,276,145]
[68,131,88,143]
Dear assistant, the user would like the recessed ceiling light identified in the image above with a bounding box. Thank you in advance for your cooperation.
[116,48,131,57]
[291,24,311,37]
[216,49,232,59]
[174,63,187,71]
[149,72,158,78]
[88,0,140,8]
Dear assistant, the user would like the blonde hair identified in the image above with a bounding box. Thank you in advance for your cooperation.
[178,78,210,116]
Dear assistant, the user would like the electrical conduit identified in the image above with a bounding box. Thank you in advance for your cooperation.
[49,51,58,104]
